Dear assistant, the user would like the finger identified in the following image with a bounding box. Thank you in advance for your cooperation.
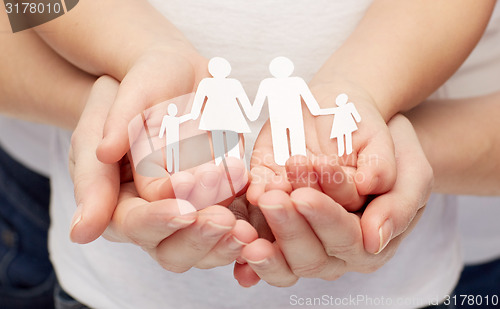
[120,198,197,249]
[233,262,261,288]
[258,190,339,279]
[153,205,235,273]
[248,203,274,242]
[187,163,224,210]
[70,76,121,244]
[285,155,322,191]
[222,157,249,199]
[241,239,298,287]
[196,220,258,269]
[96,56,196,164]
[312,155,366,211]
[134,167,196,202]
[361,115,433,254]
[355,122,397,196]
[290,187,364,260]
[247,166,291,206]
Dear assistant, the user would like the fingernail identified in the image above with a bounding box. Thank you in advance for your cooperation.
[227,235,248,250]
[259,204,288,223]
[201,220,232,238]
[168,217,196,229]
[70,204,83,232]
[375,219,393,255]
[291,199,313,216]
[246,257,269,266]
[201,171,220,189]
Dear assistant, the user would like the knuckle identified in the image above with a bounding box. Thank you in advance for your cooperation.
[156,256,191,273]
[291,258,329,278]
[274,228,301,242]
[183,236,207,253]
[324,242,358,257]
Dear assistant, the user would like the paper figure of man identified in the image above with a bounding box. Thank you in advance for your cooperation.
[191,57,253,165]
[158,103,192,173]
[322,93,362,156]
[249,56,323,165]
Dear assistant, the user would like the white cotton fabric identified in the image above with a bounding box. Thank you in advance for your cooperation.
[0,116,52,177]
[48,1,464,308]
[429,4,500,265]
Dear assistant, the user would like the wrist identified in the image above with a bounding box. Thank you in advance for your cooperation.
[309,74,393,122]
[310,66,400,122]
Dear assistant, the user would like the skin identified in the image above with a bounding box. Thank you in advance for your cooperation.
[0,9,93,129]
[5,0,495,289]
[246,0,496,284]
[69,76,258,271]
[407,92,500,195]
[236,115,432,287]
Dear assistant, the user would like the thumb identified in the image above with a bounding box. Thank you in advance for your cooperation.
[70,75,121,244]
[361,115,432,254]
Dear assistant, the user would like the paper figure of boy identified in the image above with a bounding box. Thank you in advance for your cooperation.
[249,56,323,165]
[191,57,253,166]
[158,103,193,173]
[321,93,362,156]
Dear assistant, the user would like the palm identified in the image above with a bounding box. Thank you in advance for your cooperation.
[248,84,396,212]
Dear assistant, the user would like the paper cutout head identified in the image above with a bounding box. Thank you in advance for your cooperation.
[269,56,295,78]
[208,57,232,78]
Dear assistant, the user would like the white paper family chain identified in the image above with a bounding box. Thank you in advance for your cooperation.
[159,56,362,169]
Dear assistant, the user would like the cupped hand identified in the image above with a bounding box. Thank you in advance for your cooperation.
[69,76,257,271]
[247,81,397,212]
[235,114,433,287]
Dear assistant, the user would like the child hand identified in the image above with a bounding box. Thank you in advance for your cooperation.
[248,82,397,212]
[88,47,248,209]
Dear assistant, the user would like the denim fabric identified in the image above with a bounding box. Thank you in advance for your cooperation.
[449,258,500,309]
[423,258,500,309]
[0,146,54,309]
[53,283,89,309]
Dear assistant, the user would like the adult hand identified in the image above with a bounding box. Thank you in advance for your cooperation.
[69,76,257,271]
[235,114,433,287]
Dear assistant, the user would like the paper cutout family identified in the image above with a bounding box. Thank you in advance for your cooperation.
[158,56,361,172]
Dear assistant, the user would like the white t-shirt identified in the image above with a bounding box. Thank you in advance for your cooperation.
[0,116,52,177]
[429,4,500,265]
[48,1,462,308]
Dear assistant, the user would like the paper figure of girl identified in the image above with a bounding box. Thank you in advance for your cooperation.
[190,57,253,165]
[321,93,362,157]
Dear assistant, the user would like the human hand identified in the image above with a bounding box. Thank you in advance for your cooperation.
[235,114,433,287]
[81,41,248,208]
[248,82,397,212]
[69,76,257,271]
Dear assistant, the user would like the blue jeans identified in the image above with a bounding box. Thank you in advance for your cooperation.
[424,258,500,309]
[0,146,55,309]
